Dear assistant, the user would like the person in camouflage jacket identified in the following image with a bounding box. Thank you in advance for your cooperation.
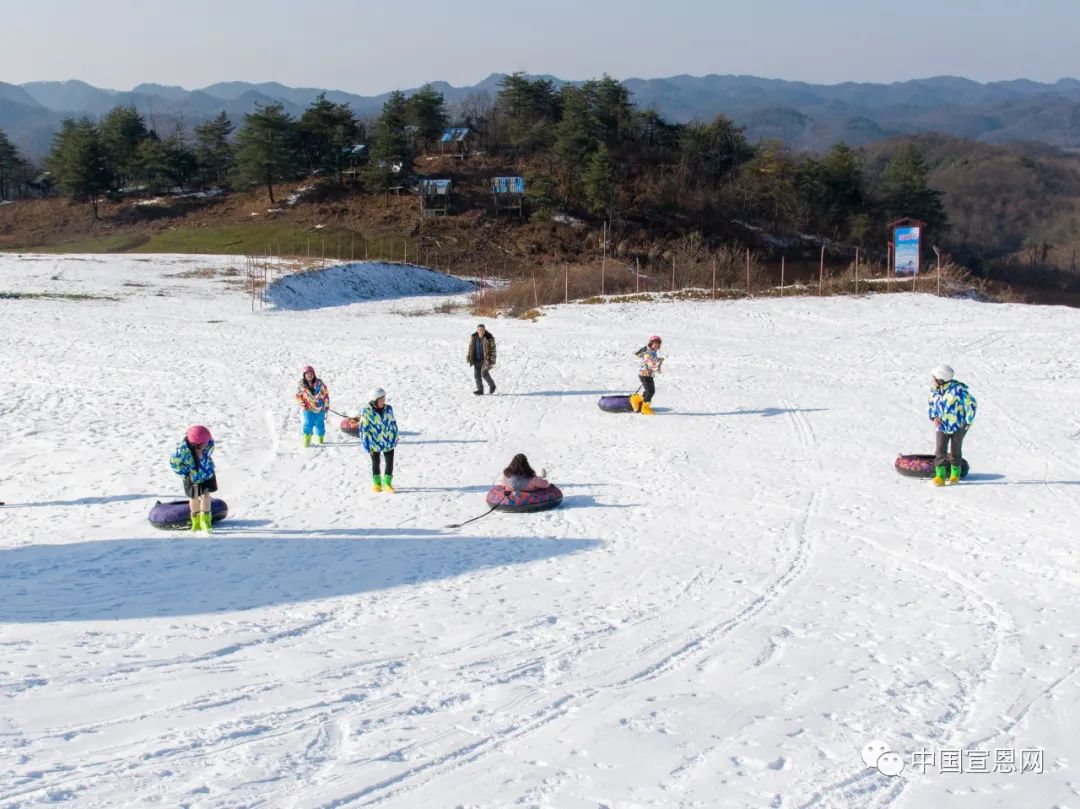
[467,324,497,395]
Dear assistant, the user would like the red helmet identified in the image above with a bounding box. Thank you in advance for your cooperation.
[186,425,212,444]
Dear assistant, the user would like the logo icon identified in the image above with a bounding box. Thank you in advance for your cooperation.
[861,740,905,777]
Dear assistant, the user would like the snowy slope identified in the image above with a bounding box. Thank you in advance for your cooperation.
[266,262,473,310]
[1,253,1079,809]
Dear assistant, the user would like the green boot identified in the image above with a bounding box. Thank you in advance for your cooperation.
[303,433,312,448]
[372,475,382,493]
[382,474,394,493]
[948,465,962,485]
[202,511,214,533]
[191,512,200,531]
[316,434,325,445]
[933,465,947,487]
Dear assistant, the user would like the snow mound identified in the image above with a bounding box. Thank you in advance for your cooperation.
[266,261,473,310]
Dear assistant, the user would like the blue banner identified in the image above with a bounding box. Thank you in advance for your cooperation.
[894,226,921,275]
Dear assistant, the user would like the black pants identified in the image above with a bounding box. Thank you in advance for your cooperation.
[934,428,966,468]
[473,364,495,392]
[639,375,656,403]
[184,475,218,498]
[371,449,395,477]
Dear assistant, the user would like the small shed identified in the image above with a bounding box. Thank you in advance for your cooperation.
[491,176,525,219]
[439,127,473,157]
[418,178,452,216]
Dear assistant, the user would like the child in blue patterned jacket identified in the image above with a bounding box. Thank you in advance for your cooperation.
[928,364,977,486]
[170,424,217,533]
[361,387,399,493]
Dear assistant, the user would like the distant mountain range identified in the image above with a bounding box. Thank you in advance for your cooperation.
[3,73,1080,159]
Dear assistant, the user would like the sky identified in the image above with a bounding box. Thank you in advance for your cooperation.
[2,0,1077,92]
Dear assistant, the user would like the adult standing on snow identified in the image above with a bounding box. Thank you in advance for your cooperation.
[630,335,664,416]
[361,387,399,493]
[295,365,330,447]
[928,364,977,486]
[467,323,497,395]
[170,425,217,533]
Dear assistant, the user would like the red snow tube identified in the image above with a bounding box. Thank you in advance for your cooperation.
[485,485,564,513]
[894,454,970,479]
[148,498,229,530]
[341,418,360,436]
[598,395,635,413]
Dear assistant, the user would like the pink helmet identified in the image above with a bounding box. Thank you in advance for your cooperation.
[648,335,662,344]
[186,424,212,445]
[303,365,315,375]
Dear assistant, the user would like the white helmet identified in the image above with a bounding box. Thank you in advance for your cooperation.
[367,387,387,403]
[931,365,954,383]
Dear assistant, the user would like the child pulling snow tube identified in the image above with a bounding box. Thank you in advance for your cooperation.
[598,395,635,413]
[340,418,360,436]
[485,485,564,513]
[148,498,229,530]
[894,454,970,479]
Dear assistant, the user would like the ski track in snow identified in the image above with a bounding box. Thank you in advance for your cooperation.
[1,255,1079,808]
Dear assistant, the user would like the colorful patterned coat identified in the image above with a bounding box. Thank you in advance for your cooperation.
[360,404,399,453]
[170,439,216,483]
[928,381,977,434]
[295,379,330,413]
[635,346,663,377]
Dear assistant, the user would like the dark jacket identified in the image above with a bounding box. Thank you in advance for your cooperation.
[467,331,497,370]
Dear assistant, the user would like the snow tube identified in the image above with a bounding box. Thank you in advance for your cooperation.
[485,485,564,513]
[148,498,229,530]
[598,395,635,413]
[340,418,359,436]
[894,454,970,479]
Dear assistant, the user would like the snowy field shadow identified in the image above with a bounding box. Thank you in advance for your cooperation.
[963,476,1080,486]
[3,493,170,509]
[402,438,487,445]
[656,407,829,417]
[559,495,640,509]
[513,390,627,397]
[0,534,600,622]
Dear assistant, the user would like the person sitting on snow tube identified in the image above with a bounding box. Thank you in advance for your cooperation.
[169,424,218,534]
[296,365,330,447]
[501,453,549,492]
[630,335,664,416]
[928,364,977,487]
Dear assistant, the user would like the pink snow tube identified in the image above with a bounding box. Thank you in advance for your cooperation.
[894,454,970,479]
[340,418,360,436]
[485,485,564,513]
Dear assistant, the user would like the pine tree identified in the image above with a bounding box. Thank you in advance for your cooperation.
[193,112,235,188]
[497,73,560,153]
[298,93,359,185]
[99,106,148,189]
[882,142,948,233]
[0,128,31,200]
[406,85,448,151]
[583,143,617,217]
[552,84,599,205]
[365,91,413,190]
[46,117,111,218]
[234,102,300,204]
[593,75,636,148]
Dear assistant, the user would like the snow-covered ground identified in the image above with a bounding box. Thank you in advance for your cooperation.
[1,253,1079,809]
